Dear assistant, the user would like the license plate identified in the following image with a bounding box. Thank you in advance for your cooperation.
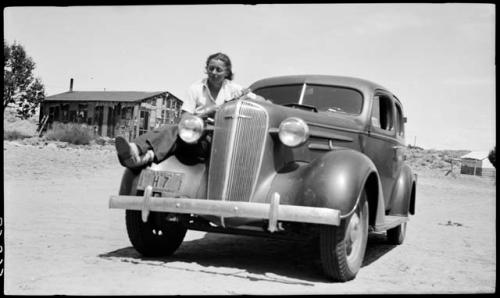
[137,169,184,193]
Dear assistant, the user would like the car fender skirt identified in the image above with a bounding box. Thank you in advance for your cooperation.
[270,149,378,217]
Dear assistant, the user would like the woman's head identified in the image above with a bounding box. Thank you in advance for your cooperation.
[205,52,233,81]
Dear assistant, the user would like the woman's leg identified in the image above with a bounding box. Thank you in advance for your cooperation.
[133,125,180,163]
[116,125,179,168]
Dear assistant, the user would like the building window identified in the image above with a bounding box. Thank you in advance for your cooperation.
[61,104,69,122]
[122,107,133,120]
[78,104,88,123]
[139,110,149,134]
[161,110,166,124]
[69,110,77,122]
[48,107,55,122]
[94,106,104,127]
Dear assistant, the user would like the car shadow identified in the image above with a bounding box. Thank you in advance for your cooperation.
[99,231,396,284]
[364,232,397,266]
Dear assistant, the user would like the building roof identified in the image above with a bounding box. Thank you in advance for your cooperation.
[461,151,495,169]
[43,91,170,103]
[461,151,490,160]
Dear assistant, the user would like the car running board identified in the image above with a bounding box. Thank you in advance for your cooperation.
[373,215,409,232]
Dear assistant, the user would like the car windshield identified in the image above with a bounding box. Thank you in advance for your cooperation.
[253,84,363,115]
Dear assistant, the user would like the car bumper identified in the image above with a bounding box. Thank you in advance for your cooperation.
[109,186,341,232]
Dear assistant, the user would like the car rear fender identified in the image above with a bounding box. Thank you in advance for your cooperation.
[388,164,416,216]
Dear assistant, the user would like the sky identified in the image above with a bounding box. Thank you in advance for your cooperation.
[3,4,496,151]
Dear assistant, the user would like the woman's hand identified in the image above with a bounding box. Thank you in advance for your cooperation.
[231,88,270,102]
[230,88,251,101]
[195,105,219,117]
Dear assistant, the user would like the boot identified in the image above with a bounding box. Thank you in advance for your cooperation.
[115,136,154,169]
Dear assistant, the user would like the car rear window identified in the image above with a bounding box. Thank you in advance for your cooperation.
[254,84,363,115]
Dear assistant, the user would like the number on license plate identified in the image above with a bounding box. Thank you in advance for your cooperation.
[137,169,184,192]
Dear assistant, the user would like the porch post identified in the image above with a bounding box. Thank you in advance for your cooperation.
[101,103,109,137]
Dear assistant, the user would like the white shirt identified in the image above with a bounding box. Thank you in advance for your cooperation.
[181,78,257,114]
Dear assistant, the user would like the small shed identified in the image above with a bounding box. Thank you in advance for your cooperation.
[460,151,496,178]
[39,80,183,141]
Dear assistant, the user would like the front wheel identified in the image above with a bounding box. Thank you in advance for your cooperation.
[126,210,187,257]
[319,193,369,282]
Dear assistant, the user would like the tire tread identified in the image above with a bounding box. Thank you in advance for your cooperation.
[126,210,187,257]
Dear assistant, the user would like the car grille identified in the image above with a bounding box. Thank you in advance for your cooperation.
[207,100,268,202]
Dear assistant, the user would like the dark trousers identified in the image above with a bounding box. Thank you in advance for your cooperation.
[133,125,179,163]
[133,125,209,164]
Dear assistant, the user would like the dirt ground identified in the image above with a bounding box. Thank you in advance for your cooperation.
[3,140,496,294]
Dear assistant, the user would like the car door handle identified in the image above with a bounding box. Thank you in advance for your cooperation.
[392,145,405,150]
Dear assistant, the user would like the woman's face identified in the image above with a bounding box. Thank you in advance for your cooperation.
[206,58,228,85]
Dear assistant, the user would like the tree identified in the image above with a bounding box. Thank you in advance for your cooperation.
[3,40,45,119]
[488,147,496,168]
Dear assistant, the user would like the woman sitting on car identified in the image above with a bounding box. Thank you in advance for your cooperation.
[115,52,265,170]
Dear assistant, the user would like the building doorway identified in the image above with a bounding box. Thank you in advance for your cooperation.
[139,109,149,136]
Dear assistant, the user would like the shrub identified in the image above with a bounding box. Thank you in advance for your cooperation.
[44,122,95,145]
[4,107,38,140]
[407,144,424,150]
[4,129,33,140]
[488,147,496,168]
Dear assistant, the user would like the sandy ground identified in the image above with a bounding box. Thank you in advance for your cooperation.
[3,140,496,294]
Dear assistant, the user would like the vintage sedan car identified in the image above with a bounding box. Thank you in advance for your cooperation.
[109,75,417,282]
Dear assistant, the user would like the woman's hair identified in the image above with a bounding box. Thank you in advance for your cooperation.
[206,52,234,80]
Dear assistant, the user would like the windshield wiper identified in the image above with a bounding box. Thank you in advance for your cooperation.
[284,103,318,112]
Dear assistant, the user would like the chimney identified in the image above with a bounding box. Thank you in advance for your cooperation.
[70,78,74,92]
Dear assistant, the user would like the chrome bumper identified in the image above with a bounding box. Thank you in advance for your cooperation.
[109,186,341,232]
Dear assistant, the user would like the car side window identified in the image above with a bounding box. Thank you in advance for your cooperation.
[395,102,405,138]
[371,95,394,132]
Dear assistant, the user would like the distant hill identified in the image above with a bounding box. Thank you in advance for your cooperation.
[404,146,471,172]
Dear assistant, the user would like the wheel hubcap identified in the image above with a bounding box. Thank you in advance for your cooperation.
[346,212,361,258]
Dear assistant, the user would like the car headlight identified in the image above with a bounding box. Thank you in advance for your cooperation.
[278,117,309,147]
[178,114,204,144]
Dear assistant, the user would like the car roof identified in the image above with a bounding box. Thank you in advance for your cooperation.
[249,74,389,94]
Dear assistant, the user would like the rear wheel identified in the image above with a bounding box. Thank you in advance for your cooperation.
[126,210,187,257]
[387,222,407,245]
[319,191,369,282]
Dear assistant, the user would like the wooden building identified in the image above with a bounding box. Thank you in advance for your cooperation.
[460,151,496,178]
[39,81,182,141]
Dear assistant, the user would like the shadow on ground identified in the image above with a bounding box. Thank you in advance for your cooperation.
[99,231,396,284]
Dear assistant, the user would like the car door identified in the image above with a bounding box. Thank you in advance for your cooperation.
[393,99,406,179]
[364,91,399,207]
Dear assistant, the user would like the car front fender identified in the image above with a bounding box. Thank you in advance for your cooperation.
[118,168,141,196]
[118,156,207,199]
[269,149,379,217]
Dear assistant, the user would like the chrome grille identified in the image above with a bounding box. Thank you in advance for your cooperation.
[207,101,268,202]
